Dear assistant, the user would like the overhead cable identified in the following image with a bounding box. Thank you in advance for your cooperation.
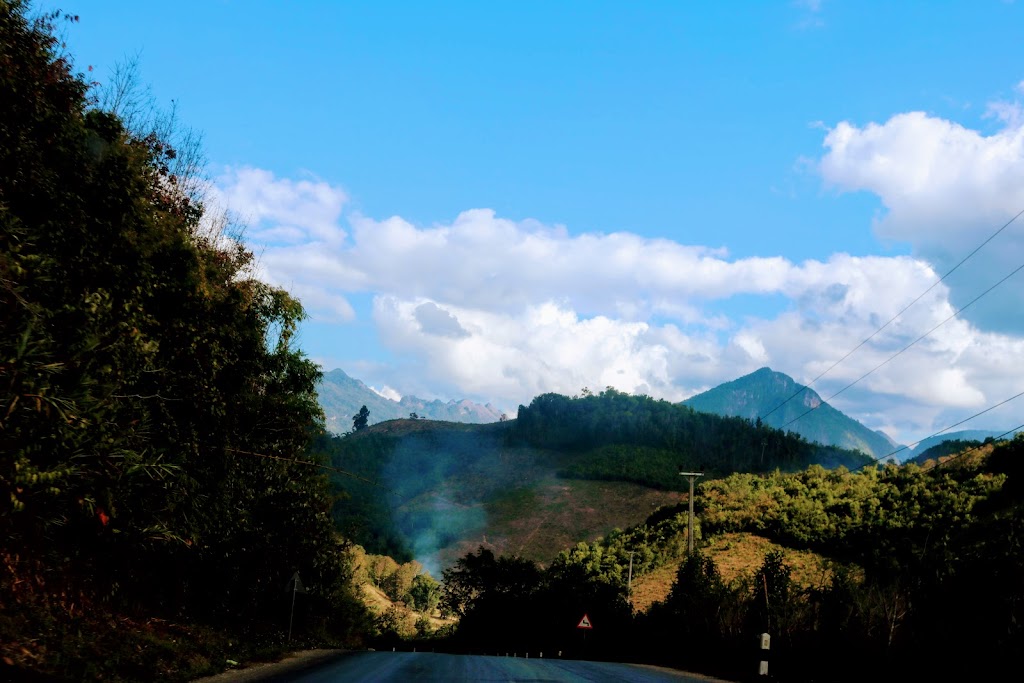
[858,389,1024,469]
[760,205,1024,422]
[779,258,1024,431]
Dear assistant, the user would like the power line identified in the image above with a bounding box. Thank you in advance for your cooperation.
[920,423,1024,471]
[760,206,1024,422]
[778,257,1024,432]
[857,390,1024,469]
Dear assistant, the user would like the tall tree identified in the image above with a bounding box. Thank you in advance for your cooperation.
[353,405,370,431]
[0,4,368,672]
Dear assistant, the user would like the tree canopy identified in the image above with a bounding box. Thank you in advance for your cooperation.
[0,3,368,677]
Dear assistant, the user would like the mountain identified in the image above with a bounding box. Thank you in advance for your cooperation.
[910,429,1005,455]
[682,367,899,459]
[317,368,505,433]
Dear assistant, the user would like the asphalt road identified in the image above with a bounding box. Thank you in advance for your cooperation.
[252,651,732,682]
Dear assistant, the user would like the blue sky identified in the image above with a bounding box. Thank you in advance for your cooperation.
[45,0,1024,444]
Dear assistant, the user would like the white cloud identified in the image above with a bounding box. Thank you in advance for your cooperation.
[819,105,1024,334]
[370,384,403,402]
[216,166,348,246]
[821,112,1024,246]
[217,159,1024,445]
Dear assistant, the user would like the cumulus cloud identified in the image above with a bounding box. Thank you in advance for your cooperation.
[820,111,1024,247]
[215,166,349,246]
[217,160,1024,445]
[819,105,1024,333]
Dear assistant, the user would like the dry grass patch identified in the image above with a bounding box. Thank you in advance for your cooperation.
[445,478,681,567]
[630,532,837,614]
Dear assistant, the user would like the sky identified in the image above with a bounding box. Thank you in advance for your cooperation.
[43,0,1024,446]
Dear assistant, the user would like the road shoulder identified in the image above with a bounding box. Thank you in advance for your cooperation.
[191,648,350,682]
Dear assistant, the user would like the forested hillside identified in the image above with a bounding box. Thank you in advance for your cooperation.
[513,388,873,482]
[320,388,873,570]
[0,4,368,679]
[431,434,1024,682]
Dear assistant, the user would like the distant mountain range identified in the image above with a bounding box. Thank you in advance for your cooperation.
[682,367,900,459]
[319,366,1010,458]
[909,429,1004,455]
[317,368,505,433]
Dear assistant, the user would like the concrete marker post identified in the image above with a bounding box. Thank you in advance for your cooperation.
[758,632,770,676]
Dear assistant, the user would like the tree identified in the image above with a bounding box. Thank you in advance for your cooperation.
[0,4,370,676]
[353,405,370,431]
[409,573,442,613]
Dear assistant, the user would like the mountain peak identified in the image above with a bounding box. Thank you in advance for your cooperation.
[682,368,893,458]
[317,369,505,432]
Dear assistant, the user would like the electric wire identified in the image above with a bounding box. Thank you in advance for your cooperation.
[920,423,1024,471]
[856,389,1024,469]
[778,257,1024,432]
[760,206,1024,422]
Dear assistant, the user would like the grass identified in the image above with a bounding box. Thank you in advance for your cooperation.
[388,442,682,570]
[479,477,681,565]
[357,584,455,637]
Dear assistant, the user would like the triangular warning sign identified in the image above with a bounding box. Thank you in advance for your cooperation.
[577,613,593,629]
[285,571,307,594]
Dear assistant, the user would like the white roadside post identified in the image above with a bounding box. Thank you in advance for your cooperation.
[759,632,770,676]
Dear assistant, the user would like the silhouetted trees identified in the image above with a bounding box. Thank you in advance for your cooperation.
[353,405,370,431]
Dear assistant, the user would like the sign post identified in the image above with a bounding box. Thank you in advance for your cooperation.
[577,613,593,655]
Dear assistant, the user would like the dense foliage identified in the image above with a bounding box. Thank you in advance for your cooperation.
[514,388,874,486]
[908,437,985,465]
[0,3,368,678]
[317,388,874,566]
[436,435,1024,681]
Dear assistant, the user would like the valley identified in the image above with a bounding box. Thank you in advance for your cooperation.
[4,4,1023,681]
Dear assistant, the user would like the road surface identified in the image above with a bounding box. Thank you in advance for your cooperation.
[247,651,732,682]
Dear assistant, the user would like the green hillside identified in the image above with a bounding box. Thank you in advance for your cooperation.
[321,388,873,571]
[683,367,898,458]
[909,428,1005,457]
[431,433,1024,682]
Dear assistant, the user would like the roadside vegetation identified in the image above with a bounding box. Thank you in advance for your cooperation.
[0,3,371,679]
[5,4,1023,682]
[430,435,1024,682]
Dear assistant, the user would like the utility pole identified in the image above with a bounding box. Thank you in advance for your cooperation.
[285,571,306,642]
[627,550,635,600]
[678,468,704,555]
